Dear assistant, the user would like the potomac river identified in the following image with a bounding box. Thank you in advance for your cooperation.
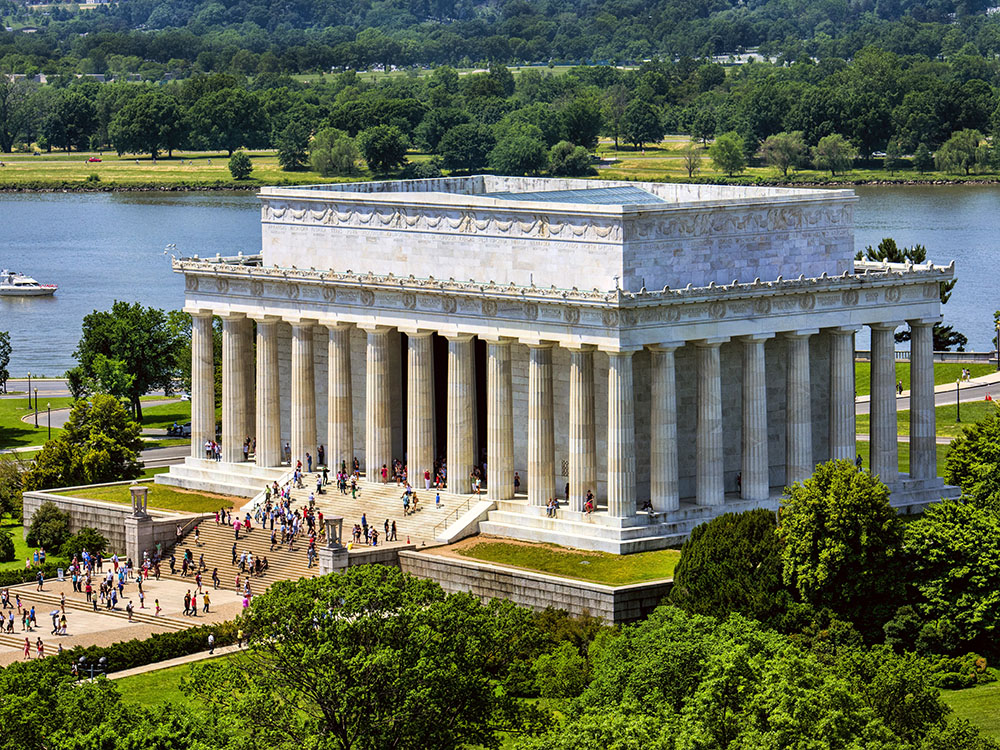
[0,185,998,375]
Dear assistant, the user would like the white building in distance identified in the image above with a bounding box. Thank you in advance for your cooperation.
[157,176,956,553]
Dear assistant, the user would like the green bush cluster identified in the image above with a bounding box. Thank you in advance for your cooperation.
[25,501,71,551]
[927,653,997,690]
[60,527,108,560]
[0,531,14,563]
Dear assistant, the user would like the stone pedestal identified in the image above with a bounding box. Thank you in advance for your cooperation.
[222,314,250,463]
[785,330,816,485]
[486,340,514,501]
[365,327,393,478]
[290,321,317,469]
[696,339,726,506]
[568,347,597,512]
[327,323,354,471]
[829,326,859,461]
[649,344,680,512]
[741,334,772,501]
[190,311,215,459]
[606,351,636,517]
[406,331,435,483]
[254,318,281,467]
[527,343,555,506]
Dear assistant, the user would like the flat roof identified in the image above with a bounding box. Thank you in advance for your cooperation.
[482,185,665,206]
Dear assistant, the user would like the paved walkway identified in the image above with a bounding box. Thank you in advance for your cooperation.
[19,398,181,429]
[855,370,1000,412]
[106,643,242,681]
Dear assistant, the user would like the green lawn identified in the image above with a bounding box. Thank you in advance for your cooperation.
[141,400,193,430]
[854,362,994,399]
[854,439,950,478]
[0,520,68,571]
[55,481,239,513]
[942,683,1000,740]
[0,395,73,449]
[455,540,679,585]
[857,400,999,439]
[115,655,232,712]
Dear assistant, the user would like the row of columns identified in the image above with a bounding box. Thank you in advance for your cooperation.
[191,313,939,517]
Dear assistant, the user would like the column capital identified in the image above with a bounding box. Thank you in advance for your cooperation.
[249,314,282,325]
[648,341,685,353]
[184,307,215,318]
[907,317,942,328]
[397,327,435,338]
[444,332,476,343]
[324,321,353,332]
[221,311,247,322]
[782,328,819,339]
[598,344,643,354]
[564,343,598,352]
[522,338,557,349]
[693,336,729,348]
[829,325,862,335]
[480,334,516,345]
[288,317,319,328]
[869,320,906,332]
[360,324,393,335]
[738,332,776,343]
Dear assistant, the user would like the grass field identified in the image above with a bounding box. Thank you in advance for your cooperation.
[854,362,995,398]
[942,683,1000,740]
[0,395,73,449]
[853,439,951,478]
[454,539,679,585]
[55,480,238,513]
[856,399,999,439]
[116,655,231,712]
[141,400,193,430]
[0,519,68,571]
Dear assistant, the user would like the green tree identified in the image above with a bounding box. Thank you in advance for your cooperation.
[0,530,13,563]
[60,526,107,559]
[108,90,186,159]
[621,100,664,149]
[228,150,253,180]
[547,140,593,176]
[899,499,1000,657]
[778,459,905,636]
[944,405,1000,508]
[43,90,97,152]
[74,301,182,420]
[884,138,905,174]
[559,96,602,150]
[489,134,548,175]
[0,453,27,521]
[25,500,71,550]
[437,122,495,172]
[185,565,539,750]
[759,131,808,176]
[681,140,702,177]
[188,87,268,156]
[670,509,792,628]
[533,641,587,698]
[935,128,988,175]
[914,142,934,173]
[356,124,409,173]
[708,130,746,176]
[89,354,136,402]
[0,77,34,153]
[309,128,359,177]
[276,121,309,171]
[0,330,10,393]
[812,133,857,175]
[413,107,470,152]
[23,394,144,490]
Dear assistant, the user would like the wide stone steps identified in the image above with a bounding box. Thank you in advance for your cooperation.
[4,587,190,631]
[165,521,318,588]
[157,458,290,499]
[287,475,471,547]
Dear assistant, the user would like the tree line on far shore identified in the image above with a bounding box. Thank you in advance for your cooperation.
[4,48,1000,181]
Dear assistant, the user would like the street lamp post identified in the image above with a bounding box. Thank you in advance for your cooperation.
[47,402,51,441]
[957,378,961,423]
[996,322,999,372]
[34,388,38,428]
[26,372,31,408]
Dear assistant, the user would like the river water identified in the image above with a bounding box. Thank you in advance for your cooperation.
[0,185,996,375]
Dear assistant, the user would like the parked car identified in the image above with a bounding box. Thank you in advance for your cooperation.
[167,422,192,437]
[87,157,102,162]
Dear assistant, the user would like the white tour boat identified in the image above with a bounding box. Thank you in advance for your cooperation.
[0,269,57,296]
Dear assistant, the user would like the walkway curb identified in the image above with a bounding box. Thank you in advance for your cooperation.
[105,643,242,680]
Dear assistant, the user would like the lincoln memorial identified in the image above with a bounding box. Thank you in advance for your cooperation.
[157,176,956,553]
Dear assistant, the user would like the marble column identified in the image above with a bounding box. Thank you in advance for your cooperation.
[568,346,597,512]
[486,339,514,501]
[406,331,435,485]
[253,317,281,467]
[290,321,317,469]
[446,335,475,494]
[696,338,727,506]
[190,311,215,460]
[527,342,556,507]
[649,344,681,512]
[221,314,250,463]
[242,318,255,450]
[909,319,938,480]
[785,330,816,486]
[741,334,772,501]
[829,326,860,461]
[326,323,354,472]
[365,327,393,480]
[870,322,902,483]
[607,350,636,517]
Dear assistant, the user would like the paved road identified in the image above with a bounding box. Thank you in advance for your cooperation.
[19,398,180,430]
[1,378,71,399]
[855,381,998,415]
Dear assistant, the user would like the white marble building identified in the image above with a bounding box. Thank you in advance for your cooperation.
[157,176,956,553]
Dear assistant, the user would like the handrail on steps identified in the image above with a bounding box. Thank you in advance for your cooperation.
[432,495,477,538]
